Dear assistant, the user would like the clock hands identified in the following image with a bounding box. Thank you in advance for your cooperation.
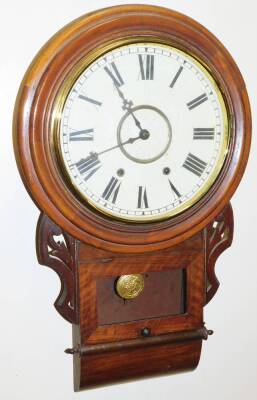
[115,84,133,111]
[114,85,146,133]
[72,85,152,168]
[96,134,141,157]
[73,83,153,170]
[72,130,149,168]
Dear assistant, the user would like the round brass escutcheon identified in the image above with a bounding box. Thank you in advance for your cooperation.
[116,274,145,300]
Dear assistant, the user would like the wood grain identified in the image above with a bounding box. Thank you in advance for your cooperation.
[36,213,78,323]
[13,4,251,253]
[35,202,233,389]
[13,3,250,391]
[96,269,185,325]
[70,230,205,389]
[204,203,234,303]
[76,340,202,389]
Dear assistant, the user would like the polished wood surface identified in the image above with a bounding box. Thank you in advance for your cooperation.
[36,213,78,323]
[74,230,205,389]
[72,328,210,356]
[13,3,250,391]
[77,236,204,345]
[35,204,233,326]
[204,203,234,303]
[77,340,202,389]
[96,269,185,325]
[36,203,232,389]
[13,4,251,253]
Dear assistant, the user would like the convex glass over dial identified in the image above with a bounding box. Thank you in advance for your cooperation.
[56,42,229,222]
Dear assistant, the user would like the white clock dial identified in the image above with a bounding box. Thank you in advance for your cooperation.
[57,42,229,222]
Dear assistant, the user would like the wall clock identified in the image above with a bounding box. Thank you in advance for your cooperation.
[13,4,251,390]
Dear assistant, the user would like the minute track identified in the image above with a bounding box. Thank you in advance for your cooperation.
[60,42,228,222]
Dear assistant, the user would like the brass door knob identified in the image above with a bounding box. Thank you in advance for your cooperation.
[116,274,145,300]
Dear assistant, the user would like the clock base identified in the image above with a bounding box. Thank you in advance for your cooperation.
[36,203,233,390]
[69,326,212,390]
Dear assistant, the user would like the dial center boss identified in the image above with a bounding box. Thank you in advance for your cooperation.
[117,105,172,164]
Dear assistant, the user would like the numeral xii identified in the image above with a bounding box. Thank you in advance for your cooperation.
[138,54,154,80]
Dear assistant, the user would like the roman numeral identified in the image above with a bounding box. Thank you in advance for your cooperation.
[137,186,149,209]
[169,66,183,88]
[187,93,208,110]
[102,177,121,204]
[78,95,102,106]
[104,62,124,87]
[138,54,154,80]
[75,154,101,181]
[69,129,94,141]
[183,153,207,177]
[193,128,215,140]
[168,179,181,198]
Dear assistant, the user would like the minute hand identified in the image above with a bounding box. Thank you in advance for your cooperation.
[97,135,141,156]
[71,135,141,168]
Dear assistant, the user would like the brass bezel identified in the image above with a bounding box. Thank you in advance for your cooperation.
[52,37,230,223]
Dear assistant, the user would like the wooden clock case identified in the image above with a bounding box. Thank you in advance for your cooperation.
[13,4,251,390]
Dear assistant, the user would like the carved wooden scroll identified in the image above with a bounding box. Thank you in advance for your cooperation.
[36,213,78,323]
[36,202,233,321]
[205,203,234,304]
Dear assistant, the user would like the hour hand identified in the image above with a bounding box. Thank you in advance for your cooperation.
[104,63,145,131]
[115,84,133,111]
[114,86,144,130]
[104,63,133,110]
[130,111,143,130]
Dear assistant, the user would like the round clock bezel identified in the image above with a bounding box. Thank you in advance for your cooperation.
[13,5,251,253]
[53,39,230,223]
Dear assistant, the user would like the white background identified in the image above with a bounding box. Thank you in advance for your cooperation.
[0,1,256,399]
